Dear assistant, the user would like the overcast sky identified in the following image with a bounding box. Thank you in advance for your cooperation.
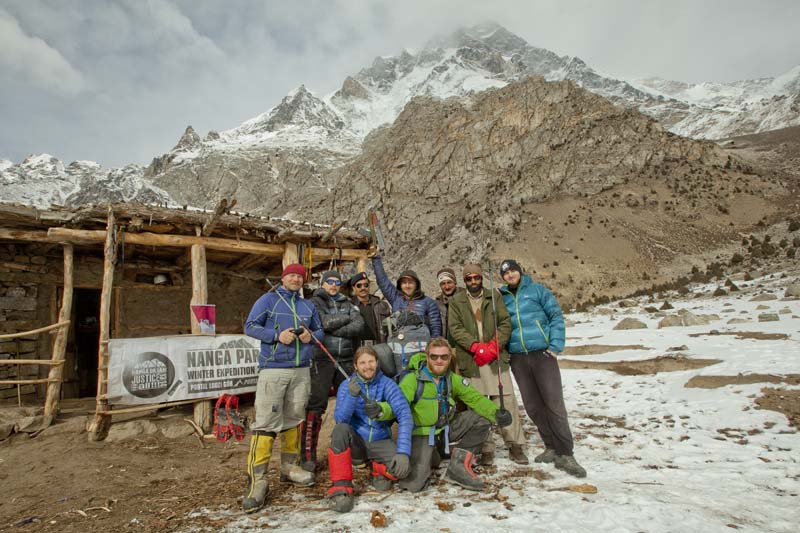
[2,0,798,168]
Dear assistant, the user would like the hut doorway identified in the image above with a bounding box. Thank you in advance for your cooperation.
[73,289,100,398]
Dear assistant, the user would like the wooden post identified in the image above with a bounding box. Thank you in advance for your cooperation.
[43,244,74,419]
[356,257,367,273]
[283,242,299,268]
[87,208,116,441]
[191,243,213,432]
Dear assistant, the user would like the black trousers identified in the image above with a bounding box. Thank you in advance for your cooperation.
[510,350,574,456]
[330,423,396,464]
[307,358,353,414]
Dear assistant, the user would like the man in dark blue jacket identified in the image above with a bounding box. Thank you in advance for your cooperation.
[371,253,442,337]
[498,259,586,478]
[241,263,325,513]
[301,270,365,475]
[326,345,413,513]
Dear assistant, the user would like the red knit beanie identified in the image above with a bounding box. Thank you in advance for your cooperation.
[282,263,306,279]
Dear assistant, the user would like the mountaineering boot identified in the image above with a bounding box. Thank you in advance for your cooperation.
[242,432,274,513]
[279,425,315,485]
[509,444,530,465]
[327,448,354,513]
[371,461,398,492]
[445,448,484,491]
[534,448,556,464]
[554,454,587,478]
[300,411,322,472]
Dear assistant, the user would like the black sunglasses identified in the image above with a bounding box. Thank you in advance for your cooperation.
[428,352,451,361]
[464,275,482,282]
[325,279,342,286]
[354,282,369,288]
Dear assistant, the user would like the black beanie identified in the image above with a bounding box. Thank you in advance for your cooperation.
[499,259,522,277]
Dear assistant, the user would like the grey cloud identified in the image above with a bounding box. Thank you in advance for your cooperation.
[0,0,798,168]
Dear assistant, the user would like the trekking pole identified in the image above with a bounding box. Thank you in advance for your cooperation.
[264,277,350,380]
[487,261,506,410]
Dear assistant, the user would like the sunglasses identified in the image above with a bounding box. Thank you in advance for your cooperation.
[325,279,342,286]
[354,282,370,289]
[428,353,451,361]
[464,275,482,282]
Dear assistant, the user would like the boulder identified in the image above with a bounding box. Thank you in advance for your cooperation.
[750,293,778,302]
[161,420,195,439]
[779,307,792,314]
[757,313,780,322]
[660,301,674,310]
[0,422,14,440]
[658,315,685,328]
[14,415,53,433]
[785,283,800,298]
[727,318,751,324]
[106,419,159,442]
[597,308,614,316]
[756,304,770,310]
[618,299,638,308]
[613,318,648,330]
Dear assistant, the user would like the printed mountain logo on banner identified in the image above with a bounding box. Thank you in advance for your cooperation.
[122,351,176,398]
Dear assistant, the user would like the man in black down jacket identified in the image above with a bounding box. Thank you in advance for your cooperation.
[300,270,365,476]
[348,272,392,345]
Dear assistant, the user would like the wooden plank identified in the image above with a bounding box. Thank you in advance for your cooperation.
[0,228,53,243]
[47,227,286,255]
[87,207,116,441]
[95,398,212,416]
[44,244,74,419]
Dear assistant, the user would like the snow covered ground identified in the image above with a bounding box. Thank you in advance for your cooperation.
[187,272,799,532]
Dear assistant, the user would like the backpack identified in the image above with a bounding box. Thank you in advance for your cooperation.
[374,310,430,379]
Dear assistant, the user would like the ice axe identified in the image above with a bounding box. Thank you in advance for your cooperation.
[264,277,350,380]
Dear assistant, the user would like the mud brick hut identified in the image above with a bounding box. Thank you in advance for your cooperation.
[0,201,369,440]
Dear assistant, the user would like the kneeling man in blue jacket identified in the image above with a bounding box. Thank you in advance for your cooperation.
[326,345,413,512]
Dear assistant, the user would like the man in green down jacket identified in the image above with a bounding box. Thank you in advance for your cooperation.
[447,264,529,466]
[397,338,512,492]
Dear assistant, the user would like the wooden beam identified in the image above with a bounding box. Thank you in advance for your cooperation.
[47,227,286,255]
[309,247,368,262]
[44,244,74,419]
[357,257,367,273]
[191,244,213,432]
[87,207,116,442]
[0,228,53,243]
[230,254,265,272]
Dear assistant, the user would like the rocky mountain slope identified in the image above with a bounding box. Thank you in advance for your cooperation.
[306,76,793,307]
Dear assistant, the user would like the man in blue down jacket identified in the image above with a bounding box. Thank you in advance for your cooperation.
[498,259,586,478]
[241,263,325,513]
[326,345,413,513]
[371,253,442,337]
[300,270,365,476]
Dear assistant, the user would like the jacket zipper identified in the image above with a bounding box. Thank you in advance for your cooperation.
[366,381,374,442]
[535,319,549,344]
[513,295,529,352]
[291,295,299,367]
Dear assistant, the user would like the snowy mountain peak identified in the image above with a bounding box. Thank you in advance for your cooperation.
[172,125,201,152]
[236,84,345,136]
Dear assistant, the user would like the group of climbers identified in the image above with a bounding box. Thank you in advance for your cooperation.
[240,252,585,514]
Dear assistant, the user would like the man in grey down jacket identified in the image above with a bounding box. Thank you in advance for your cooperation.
[300,270,365,476]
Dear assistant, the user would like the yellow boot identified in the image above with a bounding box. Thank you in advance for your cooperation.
[279,425,315,486]
[243,431,273,513]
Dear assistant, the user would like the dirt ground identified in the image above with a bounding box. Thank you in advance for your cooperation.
[0,398,343,532]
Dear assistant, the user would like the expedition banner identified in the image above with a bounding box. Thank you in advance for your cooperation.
[107,335,260,405]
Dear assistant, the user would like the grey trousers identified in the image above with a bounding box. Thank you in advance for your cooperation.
[510,350,574,456]
[398,410,491,493]
[329,422,396,465]
[251,367,311,434]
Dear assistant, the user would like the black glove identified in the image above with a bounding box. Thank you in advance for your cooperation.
[388,453,410,479]
[495,408,512,428]
[347,378,362,397]
[364,398,382,419]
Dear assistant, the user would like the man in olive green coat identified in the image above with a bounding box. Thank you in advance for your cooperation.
[447,264,529,465]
